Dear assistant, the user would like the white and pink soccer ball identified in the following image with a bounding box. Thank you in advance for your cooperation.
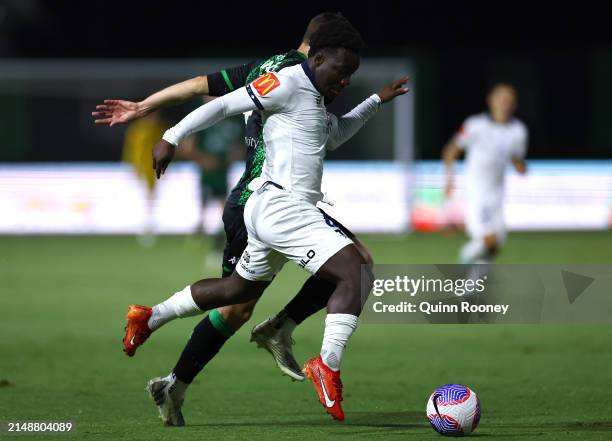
[426,384,480,436]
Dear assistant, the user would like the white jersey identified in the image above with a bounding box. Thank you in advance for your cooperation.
[163,62,381,207]
[246,63,380,205]
[163,61,384,281]
[456,113,528,202]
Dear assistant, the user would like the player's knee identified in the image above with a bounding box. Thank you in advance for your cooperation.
[219,302,255,326]
[237,307,254,323]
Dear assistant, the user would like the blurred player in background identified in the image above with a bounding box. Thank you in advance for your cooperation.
[178,100,244,268]
[443,83,528,265]
[121,112,168,246]
[93,12,376,426]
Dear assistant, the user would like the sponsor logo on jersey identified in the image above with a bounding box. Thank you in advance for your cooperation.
[253,73,281,96]
[244,136,257,148]
[243,251,251,264]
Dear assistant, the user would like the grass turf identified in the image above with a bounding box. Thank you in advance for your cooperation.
[1,232,611,440]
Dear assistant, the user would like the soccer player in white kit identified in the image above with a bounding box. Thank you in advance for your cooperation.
[123,17,408,422]
[443,83,528,264]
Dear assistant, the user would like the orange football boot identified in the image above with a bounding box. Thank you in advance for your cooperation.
[123,305,152,357]
[303,356,345,421]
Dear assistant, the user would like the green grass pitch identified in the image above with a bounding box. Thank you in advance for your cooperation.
[1,232,612,440]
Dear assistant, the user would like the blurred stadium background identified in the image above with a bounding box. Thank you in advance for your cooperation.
[1,2,611,440]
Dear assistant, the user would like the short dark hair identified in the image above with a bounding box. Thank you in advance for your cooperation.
[488,83,516,96]
[302,12,344,45]
[308,15,365,57]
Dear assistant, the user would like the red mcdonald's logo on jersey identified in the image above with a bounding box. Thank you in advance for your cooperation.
[253,73,281,96]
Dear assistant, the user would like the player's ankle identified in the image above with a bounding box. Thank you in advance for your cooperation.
[148,285,201,331]
[167,372,189,398]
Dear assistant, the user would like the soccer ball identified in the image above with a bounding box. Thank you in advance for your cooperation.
[426,384,480,436]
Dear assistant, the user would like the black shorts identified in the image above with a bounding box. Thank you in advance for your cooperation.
[221,203,248,277]
[220,203,355,277]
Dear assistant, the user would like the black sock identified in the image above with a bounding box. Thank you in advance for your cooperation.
[172,315,230,384]
[282,276,335,325]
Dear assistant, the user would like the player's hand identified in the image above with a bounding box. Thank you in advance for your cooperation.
[512,159,527,175]
[91,99,143,126]
[377,77,410,103]
[152,139,176,179]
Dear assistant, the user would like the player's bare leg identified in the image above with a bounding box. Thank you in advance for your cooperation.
[251,236,374,381]
[460,232,499,265]
[189,273,270,309]
[460,233,500,283]
[218,299,258,329]
[123,274,269,356]
[318,244,370,314]
[483,233,500,257]
[302,243,372,422]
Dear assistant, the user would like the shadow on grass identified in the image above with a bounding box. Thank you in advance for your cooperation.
[187,410,428,431]
[183,415,612,439]
[563,421,612,431]
[484,420,612,432]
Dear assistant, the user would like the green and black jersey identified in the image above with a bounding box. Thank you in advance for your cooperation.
[206,49,307,208]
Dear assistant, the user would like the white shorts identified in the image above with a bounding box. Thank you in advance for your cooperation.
[465,198,506,242]
[235,184,354,281]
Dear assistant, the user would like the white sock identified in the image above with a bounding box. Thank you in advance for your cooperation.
[166,372,189,399]
[148,285,201,331]
[320,313,358,372]
[459,239,486,264]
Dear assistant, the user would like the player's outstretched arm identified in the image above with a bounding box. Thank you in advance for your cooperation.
[376,77,410,103]
[327,77,409,150]
[442,139,462,197]
[92,76,209,126]
[152,86,259,178]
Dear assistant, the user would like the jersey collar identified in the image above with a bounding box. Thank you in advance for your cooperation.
[301,61,322,95]
[486,111,515,126]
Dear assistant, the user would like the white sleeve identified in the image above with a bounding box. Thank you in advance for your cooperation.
[511,124,528,159]
[162,87,258,146]
[245,72,294,112]
[326,94,382,151]
[455,117,477,150]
